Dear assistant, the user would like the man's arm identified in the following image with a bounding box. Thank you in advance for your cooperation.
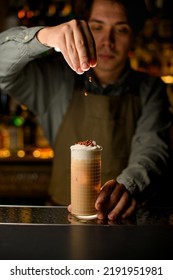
[0,26,50,90]
[117,76,171,194]
[0,25,75,145]
[95,76,171,220]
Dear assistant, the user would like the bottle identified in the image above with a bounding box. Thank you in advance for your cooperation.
[7,104,24,155]
[21,105,37,150]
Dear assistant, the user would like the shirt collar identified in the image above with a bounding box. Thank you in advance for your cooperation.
[84,61,132,96]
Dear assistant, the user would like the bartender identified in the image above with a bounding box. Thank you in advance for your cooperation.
[0,0,171,220]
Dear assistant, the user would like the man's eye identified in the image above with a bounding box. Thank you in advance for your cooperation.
[90,25,102,31]
[115,27,130,34]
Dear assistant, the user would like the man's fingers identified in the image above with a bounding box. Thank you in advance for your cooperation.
[75,20,97,68]
[60,20,96,74]
[121,198,137,219]
[67,204,72,212]
[107,191,131,220]
[95,179,116,210]
[71,20,96,72]
[57,22,83,74]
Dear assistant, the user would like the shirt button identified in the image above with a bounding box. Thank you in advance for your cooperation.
[24,35,28,40]
[5,36,9,40]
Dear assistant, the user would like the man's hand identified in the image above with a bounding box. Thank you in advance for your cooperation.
[95,179,137,220]
[37,19,97,74]
[68,179,137,221]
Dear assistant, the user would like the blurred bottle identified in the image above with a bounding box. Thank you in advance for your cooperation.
[21,105,37,149]
[7,105,24,153]
[35,124,50,148]
[0,120,9,150]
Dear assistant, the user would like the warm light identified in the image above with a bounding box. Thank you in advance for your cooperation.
[33,149,41,158]
[48,149,54,158]
[0,149,11,158]
[17,150,25,158]
[18,10,26,19]
[33,148,54,159]
[60,3,72,16]
[26,11,34,19]
[47,5,56,16]
[161,75,173,84]
[21,104,28,111]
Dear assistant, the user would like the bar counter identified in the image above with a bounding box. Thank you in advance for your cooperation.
[0,205,173,260]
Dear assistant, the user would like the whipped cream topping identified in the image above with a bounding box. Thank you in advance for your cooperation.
[70,140,102,151]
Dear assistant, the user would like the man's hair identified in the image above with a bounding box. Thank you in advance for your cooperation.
[71,0,149,34]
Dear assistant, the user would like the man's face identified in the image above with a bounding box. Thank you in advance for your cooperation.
[88,0,133,78]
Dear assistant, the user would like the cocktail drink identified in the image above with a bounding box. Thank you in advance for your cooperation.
[70,140,102,219]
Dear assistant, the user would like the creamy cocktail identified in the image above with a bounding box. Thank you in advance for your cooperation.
[70,140,102,219]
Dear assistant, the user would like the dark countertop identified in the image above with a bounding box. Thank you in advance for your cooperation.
[0,205,173,260]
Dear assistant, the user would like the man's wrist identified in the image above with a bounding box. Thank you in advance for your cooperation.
[36,27,50,47]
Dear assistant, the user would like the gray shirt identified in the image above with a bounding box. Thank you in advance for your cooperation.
[0,26,171,195]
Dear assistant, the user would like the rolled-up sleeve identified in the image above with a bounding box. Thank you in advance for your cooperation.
[0,26,50,89]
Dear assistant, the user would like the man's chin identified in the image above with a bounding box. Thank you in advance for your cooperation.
[96,64,117,72]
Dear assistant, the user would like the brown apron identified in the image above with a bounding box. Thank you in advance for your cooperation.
[48,86,141,205]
